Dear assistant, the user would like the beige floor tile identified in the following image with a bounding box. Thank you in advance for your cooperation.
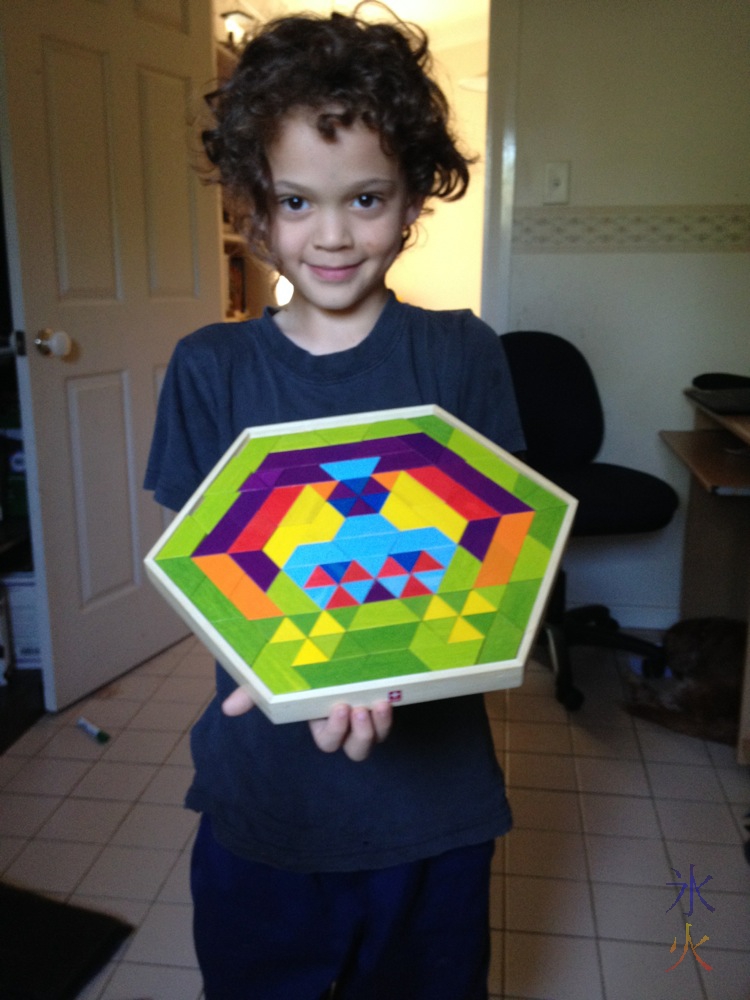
[656,798,742,845]
[109,802,198,851]
[510,788,582,833]
[501,931,604,1000]
[37,796,131,843]
[646,760,726,802]
[506,874,596,936]
[570,722,641,759]
[76,844,180,901]
[4,838,103,895]
[71,761,158,801]
[579,792,661,838]
[663,839,750,895]
[576,756,650,796]
[598,938,702,1000]
[506,751,578,791]
[505,720,574,755]
[98,960,204,1000]
[506,827,588,881]
[585,833,671,886]
[123,902,198,967]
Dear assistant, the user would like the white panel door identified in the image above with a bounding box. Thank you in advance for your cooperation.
[0,0,223,709]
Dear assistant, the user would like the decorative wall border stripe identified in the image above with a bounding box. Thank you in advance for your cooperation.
[512,204,750,254]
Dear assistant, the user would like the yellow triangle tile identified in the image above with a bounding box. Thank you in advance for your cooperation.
[270,618,307,644]
[448,617,484,644]
[292,639,329,666]
[462,592,497,616]
[310,611,346,637]
[423,596,459,621]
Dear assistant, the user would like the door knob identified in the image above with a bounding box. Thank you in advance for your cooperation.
[35,328,73,358]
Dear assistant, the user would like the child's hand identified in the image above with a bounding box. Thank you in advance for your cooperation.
[309,703,393,761]
[221,690,393,762]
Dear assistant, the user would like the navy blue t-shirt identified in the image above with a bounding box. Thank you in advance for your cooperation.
[145,293,524,872]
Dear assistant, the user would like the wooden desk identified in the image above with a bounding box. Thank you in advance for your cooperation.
[661,404,750,764]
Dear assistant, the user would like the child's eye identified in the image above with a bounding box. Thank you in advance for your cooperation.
[280,195,308,212]
[354,193,381,209]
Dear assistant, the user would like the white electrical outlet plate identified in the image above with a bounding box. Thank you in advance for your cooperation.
[544,161,570,204]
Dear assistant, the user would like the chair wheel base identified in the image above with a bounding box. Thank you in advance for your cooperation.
[556,684,584,711]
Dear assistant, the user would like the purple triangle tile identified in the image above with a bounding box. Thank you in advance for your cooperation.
[231,550,280,591]
[193,491,270,555]
[438,452,532,514]
[460,517,501,561]
[364,580,398,603]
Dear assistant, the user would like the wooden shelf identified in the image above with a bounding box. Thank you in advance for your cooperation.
[661,429,750,495]
[690,401,750,447]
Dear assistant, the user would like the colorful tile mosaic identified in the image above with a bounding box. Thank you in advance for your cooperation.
[145,406,576,722]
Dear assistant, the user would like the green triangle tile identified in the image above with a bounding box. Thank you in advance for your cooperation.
[512,477,560,510]
[529,505,569,547]
[433,640,483,670]
[345,622,419,654]
[509,536,551,581]
[251,642,311,694]
[155,556,206,596]
[294,656,368,688]
[475,585,506,610]
[192,491,240,533]
[410,414,453,445]
[445,428,518,489]
[440,548,480,592]
[400,594,433,619]
[316,424,369,445]
[311,633,343,658]
[328,631,369,661]
[479,614,523,662]
[412,617,455,644]
[218,619,273,663]
[266,572,321,614]
[190,576,245,623]
[436,589,471,614]
[500,579,541,628]
[155,516,206,559]
[250,615,288,640]
[374,649,429,678]
[286,612,323,636]
[208,439,271,495]
[297,649,428,688]
[326,606,360,629]
[350,601,420,631]
[462,612,498,636]
[359,418,422,440]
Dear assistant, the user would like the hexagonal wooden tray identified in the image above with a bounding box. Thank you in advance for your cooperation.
[144,405,577,722]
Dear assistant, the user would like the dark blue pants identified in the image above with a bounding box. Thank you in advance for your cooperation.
[191,815,494,1000]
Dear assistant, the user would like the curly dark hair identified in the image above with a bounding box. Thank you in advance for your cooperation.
[202,2,474,258]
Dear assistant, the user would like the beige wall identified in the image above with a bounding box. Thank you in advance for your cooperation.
[501,0,750,628]
[389,37,489,314]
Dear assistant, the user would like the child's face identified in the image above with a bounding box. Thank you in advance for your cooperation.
[267,111,422,330]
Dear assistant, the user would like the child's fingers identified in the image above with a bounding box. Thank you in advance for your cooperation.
[309,704,351,753]
[370,701,393,744]
[342,707,377,762]
[221,687,256,716]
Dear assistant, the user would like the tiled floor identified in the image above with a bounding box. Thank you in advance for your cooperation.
[1,637,749,1000]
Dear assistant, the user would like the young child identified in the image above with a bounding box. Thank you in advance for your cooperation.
[145,7,525,999]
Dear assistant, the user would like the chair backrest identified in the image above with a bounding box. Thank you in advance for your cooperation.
[501,331,605,473]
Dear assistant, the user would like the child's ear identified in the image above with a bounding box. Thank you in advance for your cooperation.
[404,195,425,226]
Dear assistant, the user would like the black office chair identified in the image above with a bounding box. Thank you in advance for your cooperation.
[501,330,679,709]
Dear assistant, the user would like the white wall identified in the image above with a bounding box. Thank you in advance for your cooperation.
[389,36,488,315]
[494,0,750,629]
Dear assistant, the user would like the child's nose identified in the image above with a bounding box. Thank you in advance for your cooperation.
[313,209,352,249]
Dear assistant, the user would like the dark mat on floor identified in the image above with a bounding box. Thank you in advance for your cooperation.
[0,882,133,1000]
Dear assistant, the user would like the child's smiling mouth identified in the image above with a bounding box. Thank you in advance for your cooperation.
[306,262,362,282]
